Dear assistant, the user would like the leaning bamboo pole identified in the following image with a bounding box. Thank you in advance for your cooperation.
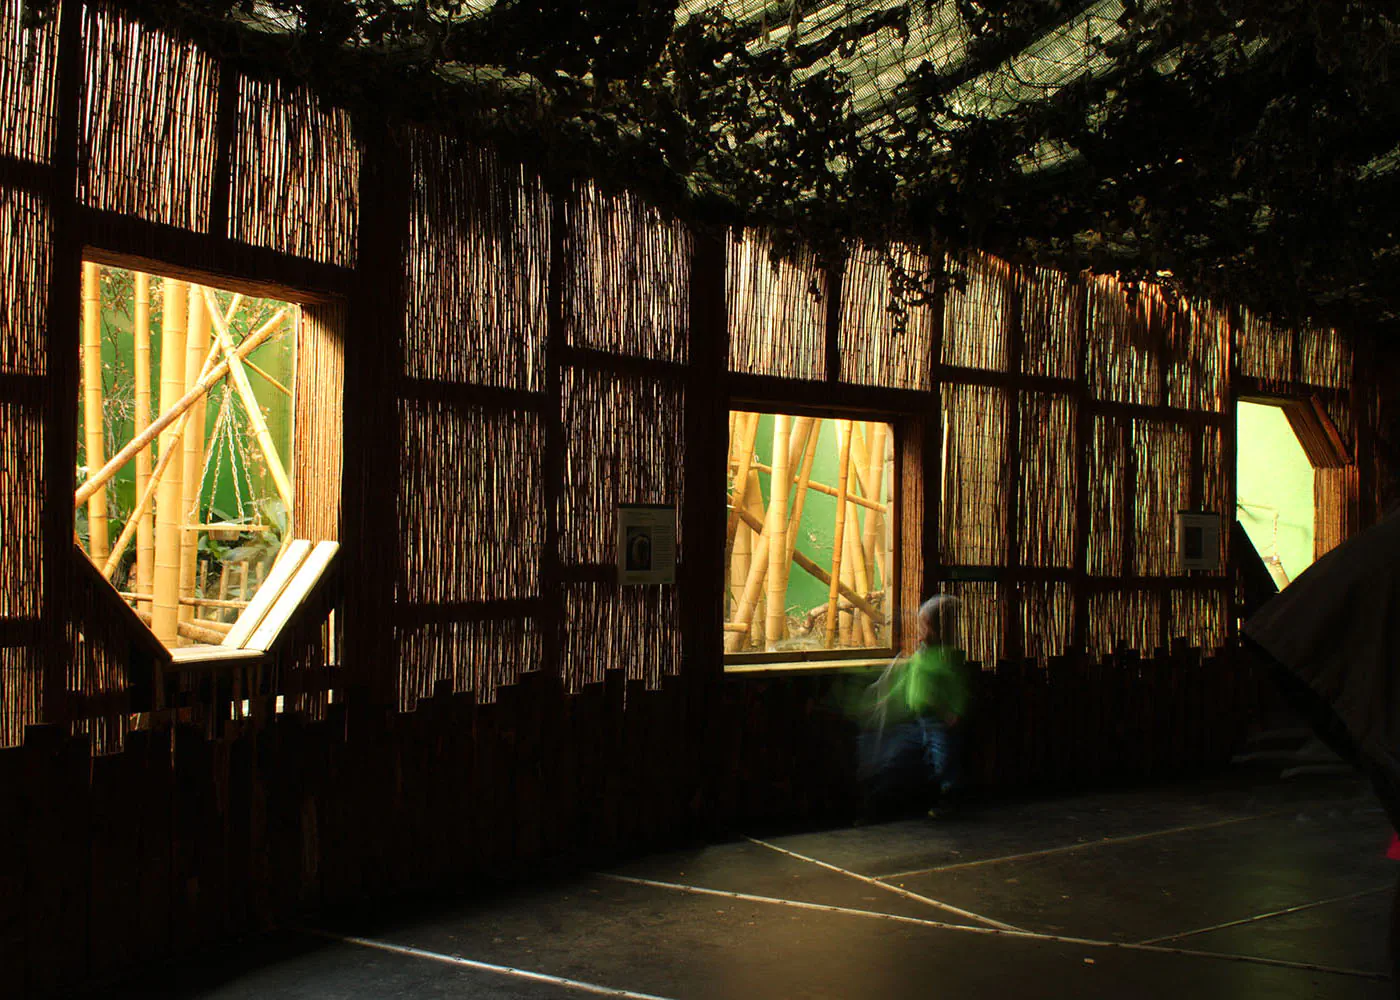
[74,307,289,506]
[133,272,154,613]
[724,411,761,561]
[152,280,190,645]
[725,508,774,653]
[785,418,822,568]
[731,505,887,624]
[201,287,294,512]
[729,473,756,615]
[765,415,792,643]
[81,262,109,561]
[846,515,876,646]
[101,335,226,581]
[179,287,211,624]
[825,420,853,649]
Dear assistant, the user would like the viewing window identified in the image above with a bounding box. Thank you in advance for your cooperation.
[724,410,896,662]
[74,260,325,650]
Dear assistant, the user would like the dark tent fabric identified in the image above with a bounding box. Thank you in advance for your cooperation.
[1244,509,1400,828]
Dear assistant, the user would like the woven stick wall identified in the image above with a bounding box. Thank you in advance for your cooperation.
[0,0,1380,755]
[78,3,218,231]
[231,77,359,268]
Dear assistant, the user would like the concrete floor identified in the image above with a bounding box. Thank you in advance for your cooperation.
[111,767,1397,999]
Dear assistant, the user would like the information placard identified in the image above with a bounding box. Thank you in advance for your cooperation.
[617,504,677,585]
[1176,511,1223,572]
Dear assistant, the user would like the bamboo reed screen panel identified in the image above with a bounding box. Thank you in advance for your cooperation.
[942,252,1010,372]
[0,644,39,747]
[0,397,41,620]
[563,582,681,690]
[1020,581,1073,662]
[0,0,57,163]
[397,398,544,603]
[1314,465,1358,559]
[79,5,218,231]
[230,77,360,267]
[1168,589,1226,655]
[936,581,1001,668]
[405,134,549,390]
[1085,276,1161,406]
[940,382,1008,566]
[559,367,684,566]
[1017,392,1076,568]
[1132,420,1192,576]
[1164,299,1228,412]
[1237,309,1293,384]
[1088,590,1160,660]
[294,305,344,542]
[65,602,134,755]
[1201,424,1230,564]
[727,229,827,380]
[1299,324,1350,390]
[837,242,934,390]
[0,186,50,375]
[396,618,541,710]
[1087,415,1128,576]
[563,182,691,364]
[1018,264,1081,380]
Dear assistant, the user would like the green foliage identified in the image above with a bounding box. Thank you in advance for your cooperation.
[30,0,1400,331]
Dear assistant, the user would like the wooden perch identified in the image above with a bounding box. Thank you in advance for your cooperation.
[74,307,289,508]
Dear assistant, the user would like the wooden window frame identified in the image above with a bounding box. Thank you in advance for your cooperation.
[722,399,905,670]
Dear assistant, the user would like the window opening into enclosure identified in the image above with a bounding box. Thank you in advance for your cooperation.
[1236,400,1315,589]
[75,261,302,649]
[724,410,896,661]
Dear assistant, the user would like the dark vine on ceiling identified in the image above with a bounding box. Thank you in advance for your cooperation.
[27,0,1400,342]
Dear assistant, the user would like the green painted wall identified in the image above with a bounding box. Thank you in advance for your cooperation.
[1236,401,1314,585]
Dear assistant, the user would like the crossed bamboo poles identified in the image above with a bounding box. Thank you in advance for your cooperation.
[75,265,293,647]
[724,412,890,653]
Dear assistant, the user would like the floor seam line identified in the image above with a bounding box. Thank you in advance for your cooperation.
[1136,886,1393,945]
[302,927,680,1000]
[598,873,1388,982]
[744,834,1024,933]
[873,808,1297,879]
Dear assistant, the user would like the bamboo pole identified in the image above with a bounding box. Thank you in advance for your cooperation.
[216,564,231,622]
[731,505,887,624]
[201,287,294,512]
[101,331,227,581]
[244,358,291,397]
[727,458,887,512]
[725,507,774,654]
[724,411,761,559]
[729,473,756,615]
[133,272,154,612]
[238,561,251,604]
[766,415,792,643]
[81,262,109,561]
[179,287,211,624]
[825,419,853,649]
[134,608,225,646]
[860,421,888,588]
[840,524,856,646]
[120,593,250,611]
[847,514,876,646]
[74,308,289,507]
[152,280,190,645]
[785,418,822,567]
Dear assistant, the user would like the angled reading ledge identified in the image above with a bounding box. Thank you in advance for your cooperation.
[167,539,340,667]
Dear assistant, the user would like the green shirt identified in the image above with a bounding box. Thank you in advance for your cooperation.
[901,644,969,720]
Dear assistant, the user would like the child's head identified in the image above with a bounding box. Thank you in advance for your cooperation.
[918,595,959,647]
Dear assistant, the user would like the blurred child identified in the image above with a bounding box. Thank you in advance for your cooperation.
[857,596,970,819]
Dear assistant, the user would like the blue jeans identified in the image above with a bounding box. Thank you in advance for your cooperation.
[858,718,962,805]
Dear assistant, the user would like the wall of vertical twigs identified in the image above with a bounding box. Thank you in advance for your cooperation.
[0,3,1391,995]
